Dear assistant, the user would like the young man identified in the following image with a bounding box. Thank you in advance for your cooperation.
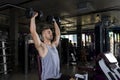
[30,13,72,80]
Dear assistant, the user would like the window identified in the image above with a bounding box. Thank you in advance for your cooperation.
[61,34,77,45]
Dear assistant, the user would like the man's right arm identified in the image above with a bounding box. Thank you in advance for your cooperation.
[30,13,45,57]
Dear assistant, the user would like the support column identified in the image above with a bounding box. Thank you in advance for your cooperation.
[9,9,19,66]
[95,15,110,56]
[101,15,110,52]
[25,36,28,74]
[95,22,103,55]
[77,17,82,58]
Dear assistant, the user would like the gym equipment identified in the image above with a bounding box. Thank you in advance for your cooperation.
[95,15,111,56]
[46,15,61,24]
[99,59,118,80]
[0,4,62,23]
[69,52,77,65]
[37,55,42,80]
[25,8,43,20]
[0,39,13,76]
[75,73,88,80]
[46,15,55,24]
[98,52,120,80]
[25,8,34,18]
[54,16,61,23]
[0,40,7,75]
[104,53,120,79]
[0,4,43,20]
[60,38,69,64]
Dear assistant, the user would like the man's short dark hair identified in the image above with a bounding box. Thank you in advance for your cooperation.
[39,23,54,41]
[40,24,51,34]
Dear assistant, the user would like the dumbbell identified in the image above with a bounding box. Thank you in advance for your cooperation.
[46,15,61,24]
[54,17,61,23]
[25,8,43,20]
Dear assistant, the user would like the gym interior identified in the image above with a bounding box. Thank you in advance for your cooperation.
[0,0,120,80]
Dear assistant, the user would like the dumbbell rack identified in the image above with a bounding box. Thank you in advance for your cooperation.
[0,40,13,78]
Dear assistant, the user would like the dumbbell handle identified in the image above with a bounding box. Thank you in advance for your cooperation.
[53,18,56,22]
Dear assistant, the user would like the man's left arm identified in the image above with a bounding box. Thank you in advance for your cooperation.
[52,20,61,47]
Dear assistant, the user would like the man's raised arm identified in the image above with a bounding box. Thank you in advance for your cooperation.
[30,13,42,49]
[52,20,61,47]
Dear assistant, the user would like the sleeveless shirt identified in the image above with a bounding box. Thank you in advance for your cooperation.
[41,45,61,80]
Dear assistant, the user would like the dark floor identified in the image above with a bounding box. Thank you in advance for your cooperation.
[0,62,95,80]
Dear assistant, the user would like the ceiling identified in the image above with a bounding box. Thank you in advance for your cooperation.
[0,0,120,33]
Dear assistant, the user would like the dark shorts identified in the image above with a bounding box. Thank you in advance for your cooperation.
[47,74,71,80]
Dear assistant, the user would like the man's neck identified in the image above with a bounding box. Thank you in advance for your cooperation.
[44,40,51,45]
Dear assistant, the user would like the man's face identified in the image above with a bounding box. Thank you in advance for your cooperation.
[42,29,53,41]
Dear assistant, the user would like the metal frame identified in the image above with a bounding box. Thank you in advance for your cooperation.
[0,4,26,10]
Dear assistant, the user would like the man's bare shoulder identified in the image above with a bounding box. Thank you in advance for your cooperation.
[37,42,47,51]
[37,42,48,58]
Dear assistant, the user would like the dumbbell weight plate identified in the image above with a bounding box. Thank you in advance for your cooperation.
[25,8,34,18]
